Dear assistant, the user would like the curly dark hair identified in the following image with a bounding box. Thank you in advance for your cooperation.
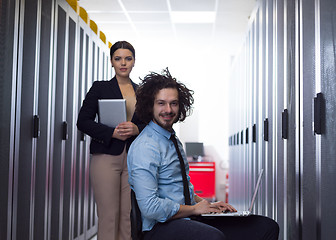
[135,68,194,124]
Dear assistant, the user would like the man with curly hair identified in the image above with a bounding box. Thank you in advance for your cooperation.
[127,68,279,240]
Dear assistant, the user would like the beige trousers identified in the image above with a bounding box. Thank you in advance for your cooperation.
[90,149,131,240]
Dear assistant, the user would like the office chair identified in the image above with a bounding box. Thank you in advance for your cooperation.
[131,189,144,240]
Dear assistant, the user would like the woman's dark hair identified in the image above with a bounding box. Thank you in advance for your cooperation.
[135,68,194,124]
[110,41,135,59]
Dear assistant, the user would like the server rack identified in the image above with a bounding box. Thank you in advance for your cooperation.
[229,0,336,239]
[1,0,112,239]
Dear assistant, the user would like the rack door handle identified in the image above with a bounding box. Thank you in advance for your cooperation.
[282,109,288,139]
[264,118,269,141]
[314,92,324,134]
[33,115,40,138]
[252,124,256,142]
[246,127,249,144]
[62,121,68,140]
[241,130,244,144]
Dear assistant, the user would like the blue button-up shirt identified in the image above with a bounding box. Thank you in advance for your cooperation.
[127,121,195,231]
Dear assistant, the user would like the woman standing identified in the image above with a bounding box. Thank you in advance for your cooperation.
[77,41,144,240]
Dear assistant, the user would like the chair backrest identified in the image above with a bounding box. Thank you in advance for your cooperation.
[130,189,144,240]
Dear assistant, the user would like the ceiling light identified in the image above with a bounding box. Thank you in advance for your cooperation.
[170,11,216,23]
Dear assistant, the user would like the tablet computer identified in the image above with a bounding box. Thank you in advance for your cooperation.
[98,99,127,128]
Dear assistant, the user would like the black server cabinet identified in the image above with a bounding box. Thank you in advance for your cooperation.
[320,0,336,239]
[1,0,112,239]
[300,0,318,239]
[14,0,40,238]
[229,0,336,240]
[50,3,67,239]
[12,0,54,239]
[73,23,89,239]
[264,0,274,221]
[252,10,260,214]
[34,0,54,239]
[284,0,299,239]
[0,0,17,239]
[274,1,286,240]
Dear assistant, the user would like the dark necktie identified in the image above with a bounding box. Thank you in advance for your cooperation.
[170,134,191,205]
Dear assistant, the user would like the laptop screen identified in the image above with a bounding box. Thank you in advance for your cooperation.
[248,169,264,212]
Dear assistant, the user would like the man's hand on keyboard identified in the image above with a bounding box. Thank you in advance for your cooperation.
[209,201,237,213]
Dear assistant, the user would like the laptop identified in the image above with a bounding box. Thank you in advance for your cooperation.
[98,99,127,128]
[201,169,264,217]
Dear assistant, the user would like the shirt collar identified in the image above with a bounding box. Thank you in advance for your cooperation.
[149,121,175,140]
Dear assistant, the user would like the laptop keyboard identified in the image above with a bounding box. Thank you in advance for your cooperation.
[201,210,250,217]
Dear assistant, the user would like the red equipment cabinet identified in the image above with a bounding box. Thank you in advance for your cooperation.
[188,162,216,201]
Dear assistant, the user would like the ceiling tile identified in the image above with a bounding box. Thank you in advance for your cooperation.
[169,0,216,11]
[88,12,128,22]
[217,0,256,14]
[129,12,171,22]
[122,0,169,11]
[134,22,173,32]
[104,28,137,44]
[77,0,258,58]
[78,0,123,12]
[215,12,250,33]
[99,22,134,32]
[175,23,213,38]
[137,29,176,40]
